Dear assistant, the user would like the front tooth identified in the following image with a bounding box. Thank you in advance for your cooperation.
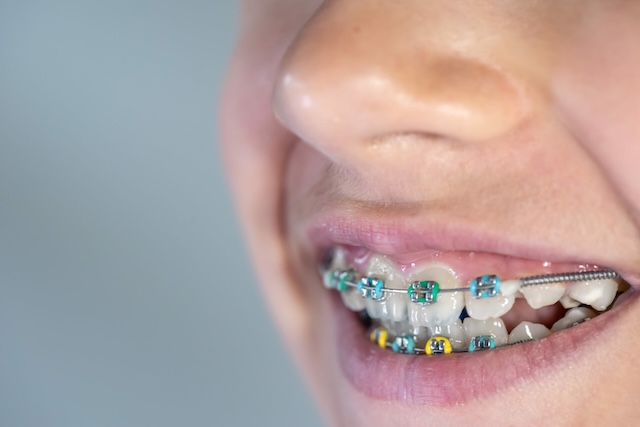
[463,317,508,347]
[508,321,551,344]
[567,279,618,311]
[407,265,464,327]
[520,283,565,309]
[551,307,598,332]
[364,255,407,322]
[465,276,515,320]
[428,320,466,351]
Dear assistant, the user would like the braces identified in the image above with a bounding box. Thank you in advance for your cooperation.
[369,326,499,354]
[325,267,621,355]
[322,268,620,304]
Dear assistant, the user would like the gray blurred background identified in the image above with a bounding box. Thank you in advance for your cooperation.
[0,1,322,426]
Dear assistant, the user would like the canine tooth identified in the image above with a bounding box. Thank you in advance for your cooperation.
[364,255,407,322]
[508,321,550,344]
[463,317,508,347]
[520,283,565,309]
[560,295,582,309]
[551,307,598,332]
[465,292,515,320]
[407,265,464,327]
[428,320,466,351]
[341,291,366,311]
[567,279,617,311]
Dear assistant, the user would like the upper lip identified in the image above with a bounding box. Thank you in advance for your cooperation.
[304,209,640,287]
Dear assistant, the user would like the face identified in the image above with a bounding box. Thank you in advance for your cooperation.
[220,1,640,425]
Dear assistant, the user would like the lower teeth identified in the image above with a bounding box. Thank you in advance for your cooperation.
[365,305,604,354]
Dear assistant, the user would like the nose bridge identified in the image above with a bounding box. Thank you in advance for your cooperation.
[272,1,533,163]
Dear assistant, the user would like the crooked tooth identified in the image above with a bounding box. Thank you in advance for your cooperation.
[428,320,466,351]
[520,283,565,309]
[407,265,464,327]
[567,279,618,311]
[364,255,407,322]
[551,307,598,332]
[560,295,582,309]
[465,276,515,320]
[508,321,550,344]
[463,317,508,347]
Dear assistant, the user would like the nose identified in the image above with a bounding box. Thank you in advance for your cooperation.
[272,1,533,166]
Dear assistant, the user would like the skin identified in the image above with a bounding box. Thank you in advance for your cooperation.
[220,1,640,425]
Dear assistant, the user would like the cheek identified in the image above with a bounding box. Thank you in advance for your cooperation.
[552,12,640,216]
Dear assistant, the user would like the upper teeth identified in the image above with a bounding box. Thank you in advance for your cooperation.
[520,282,566,309]
[566,279,618,311]
[364,255,408,322]
[407,264,465,327]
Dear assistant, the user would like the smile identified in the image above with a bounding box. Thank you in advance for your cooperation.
[321,246,628,355]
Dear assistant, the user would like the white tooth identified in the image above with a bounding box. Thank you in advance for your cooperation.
[463,317,508,347]
[500,279,521,297]
[560,295,582,309]
[551,307,598,332]
[381,319,424,337]
[465,293,515,320]
[364,255,407,322]
[567,279,618,311]
[520,283,565,309]
[322,246,349,289]
[428,320,466,351]
[508,321,551,344]
[341,291,366,311]
[407,265,464,327]
[465,277,516,320]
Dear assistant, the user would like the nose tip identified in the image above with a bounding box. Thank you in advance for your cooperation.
[272,5,530,161]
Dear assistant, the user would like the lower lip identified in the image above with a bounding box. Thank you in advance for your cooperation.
[332,292,636,406]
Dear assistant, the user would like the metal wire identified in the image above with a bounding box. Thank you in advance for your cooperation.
[331,268,620,295]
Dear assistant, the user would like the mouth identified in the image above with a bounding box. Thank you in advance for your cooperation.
[307,234,639,406]
[322,245,628,354]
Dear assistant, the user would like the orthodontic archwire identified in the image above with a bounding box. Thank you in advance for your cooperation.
[322,267,621,354]
[322,268,619,303]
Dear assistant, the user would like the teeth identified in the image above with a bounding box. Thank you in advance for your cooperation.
[508,321,551,344]
[465,292,515,321]
[364,255,407,322]
[520,283,565,309]
[500,279,522,297]
[341,290,367,311]
[407,265,465,327]
[428,320,466,351]
[463,317,509,347]
[567,279,618,311]
[551,307,598,332]
[559,295,582,309]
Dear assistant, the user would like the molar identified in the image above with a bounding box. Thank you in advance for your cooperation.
[364,255,407,322]
[566,279,618,311]
[463,317,509,347]
[407,265,464,327]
